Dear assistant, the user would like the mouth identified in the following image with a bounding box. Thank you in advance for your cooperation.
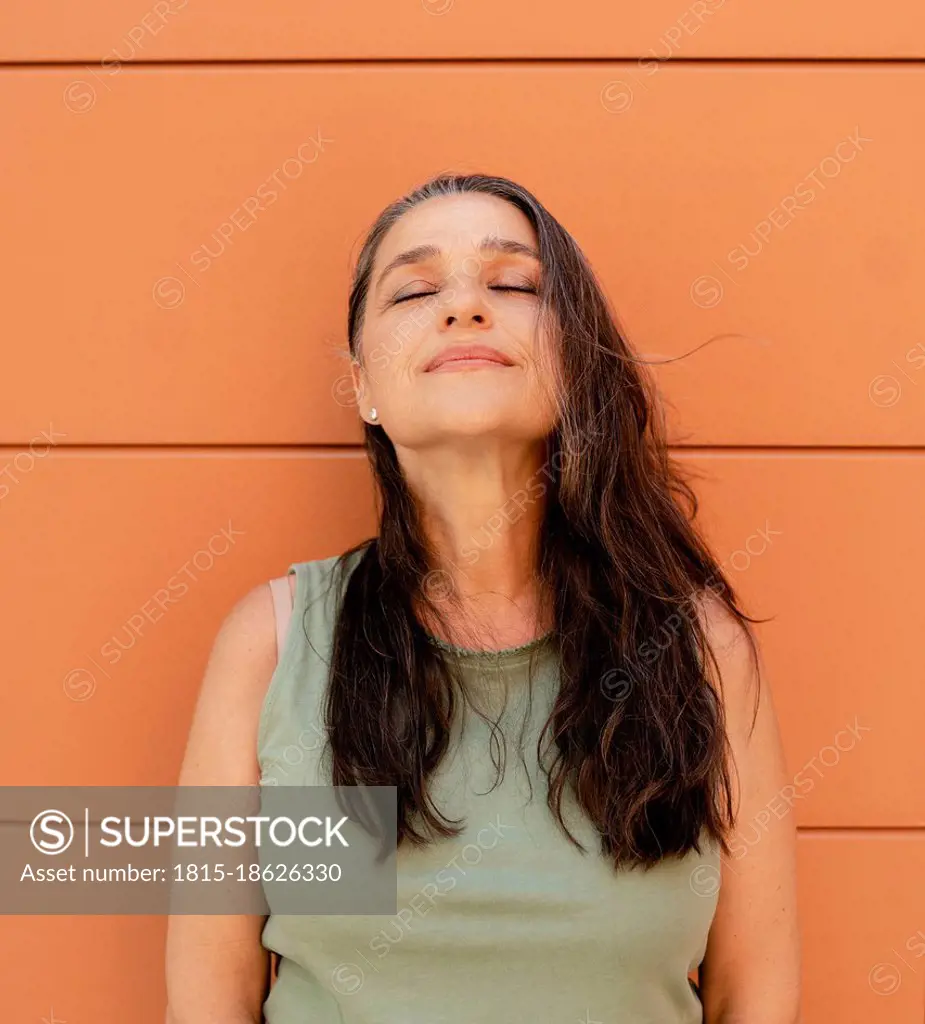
[423,344,515,373]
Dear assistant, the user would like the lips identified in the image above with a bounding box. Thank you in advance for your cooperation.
[423,344,515,372]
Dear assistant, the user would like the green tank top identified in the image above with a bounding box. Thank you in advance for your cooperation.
[258,551,720,1023]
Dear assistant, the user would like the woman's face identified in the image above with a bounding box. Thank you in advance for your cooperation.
[352,193,560,449]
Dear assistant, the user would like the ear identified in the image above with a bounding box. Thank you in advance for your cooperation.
[350,359,373,423]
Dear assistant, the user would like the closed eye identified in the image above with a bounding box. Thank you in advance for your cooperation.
[392,290,438,305]
[391,283,537,306]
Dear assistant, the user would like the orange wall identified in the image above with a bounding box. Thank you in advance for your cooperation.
[2,3,924,1020]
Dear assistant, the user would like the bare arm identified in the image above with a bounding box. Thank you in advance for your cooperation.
[699,599,802,1024]
[165,581,282,1024]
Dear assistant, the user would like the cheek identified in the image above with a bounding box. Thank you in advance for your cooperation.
[514,315,556,372]
[362,308,436,374]
[362,330,405,374]
[524,329,563,411]
[357,341,420,407]
[358,338,411,385]
[505,301,546,346]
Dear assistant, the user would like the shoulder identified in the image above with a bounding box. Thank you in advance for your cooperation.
[197,559,330,718]
[692,589,763,740]
[233,547,369,655]
[180,554,365,785]
[695,590,756,665]
[178,580,279,785]
[266,548,370,634]
[202,579,281,703]
[239,551,351,645]
[691,589,787,813]
[268,549,363,602]
[290,546,372,607]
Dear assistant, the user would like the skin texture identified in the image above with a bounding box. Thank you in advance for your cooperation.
[165,193,800,1023]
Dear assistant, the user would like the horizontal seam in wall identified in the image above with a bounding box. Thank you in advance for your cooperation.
[3,444,925,455]
[798,827,925,836]
[2,57,925,70]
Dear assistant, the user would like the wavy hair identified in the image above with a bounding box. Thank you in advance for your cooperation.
[321,172,762,868]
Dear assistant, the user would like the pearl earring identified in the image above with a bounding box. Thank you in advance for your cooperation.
[369,408,378,423]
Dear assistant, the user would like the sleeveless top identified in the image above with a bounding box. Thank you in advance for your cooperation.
[257,550,720,1024]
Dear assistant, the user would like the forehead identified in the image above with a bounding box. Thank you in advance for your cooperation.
[376,192,538,261]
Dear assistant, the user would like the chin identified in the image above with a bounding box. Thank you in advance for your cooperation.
[432,404,516,435]
[390,397,552,447]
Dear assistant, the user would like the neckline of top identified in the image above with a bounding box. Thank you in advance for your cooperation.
[289,556,556,667]
[424,628,555,664]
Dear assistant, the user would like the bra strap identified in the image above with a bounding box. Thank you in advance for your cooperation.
[268,573,295,663]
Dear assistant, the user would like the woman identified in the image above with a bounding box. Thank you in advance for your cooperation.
[166,173,800,1023]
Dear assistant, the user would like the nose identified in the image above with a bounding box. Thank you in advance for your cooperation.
[441,284,492,330]
[445,311,486,327]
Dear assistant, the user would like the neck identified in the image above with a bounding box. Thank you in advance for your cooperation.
[397,436,554,647]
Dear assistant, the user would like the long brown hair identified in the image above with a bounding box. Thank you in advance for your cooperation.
[322,172,761,868]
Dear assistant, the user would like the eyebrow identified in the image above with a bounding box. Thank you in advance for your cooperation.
[374,234,541,292]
